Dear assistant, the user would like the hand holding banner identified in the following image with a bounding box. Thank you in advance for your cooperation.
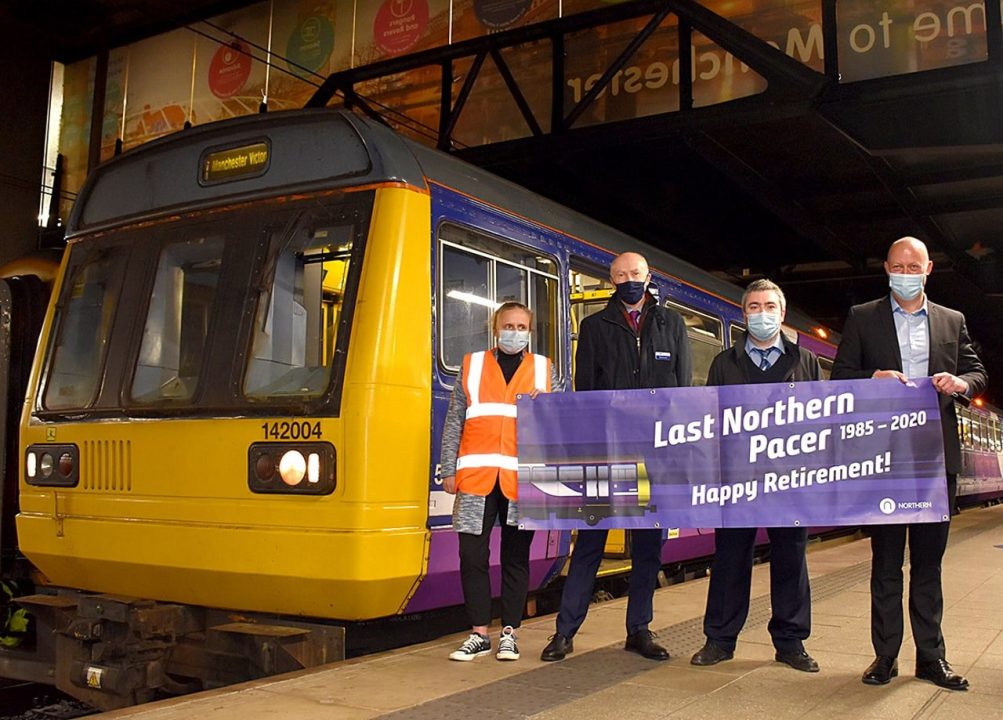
[516,378,948,530]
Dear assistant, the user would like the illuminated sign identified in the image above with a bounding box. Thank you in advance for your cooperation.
[200,141,270,184]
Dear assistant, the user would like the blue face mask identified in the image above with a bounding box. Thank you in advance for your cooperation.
[746,312,781,342]
[497,329,530,354]
[889,273,925,301]
[615,280,646,305]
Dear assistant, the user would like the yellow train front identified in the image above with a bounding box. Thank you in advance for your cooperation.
[15,110,447,707]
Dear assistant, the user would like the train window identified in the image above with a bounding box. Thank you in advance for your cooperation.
[958,408,972,449]
[131,237,225,402]
[729,323,744,349]
[497,262,527,304]
[568,265,613,379]
[441,244,491,367]
[438,225,560,373]
[664,300,723,386]
[244,215,357,399]
[43,247,127,410]
[818,357,833,381]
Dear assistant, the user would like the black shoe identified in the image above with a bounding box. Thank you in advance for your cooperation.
[690,641,733,666]
[775,649,819,673]
[540,633,573,662]
[624,630,669,661]
[862,656,898,685]
[915,659,969,691]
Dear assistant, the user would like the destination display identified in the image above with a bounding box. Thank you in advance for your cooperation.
[200,141,270,184]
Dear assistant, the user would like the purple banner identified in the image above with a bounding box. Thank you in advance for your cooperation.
[516,378,948,529]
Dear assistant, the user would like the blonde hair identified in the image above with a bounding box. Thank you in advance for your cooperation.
[492,301,533,332]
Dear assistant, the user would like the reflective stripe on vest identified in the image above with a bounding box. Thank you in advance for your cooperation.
[534,354,547,391]
[455,453,521,471]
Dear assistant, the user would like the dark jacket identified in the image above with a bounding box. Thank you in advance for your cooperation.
[707,332,820,387]
[831,295,987,474]
[575,294,691,391]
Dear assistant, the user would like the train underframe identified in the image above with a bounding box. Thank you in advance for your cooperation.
[1,589,345,712]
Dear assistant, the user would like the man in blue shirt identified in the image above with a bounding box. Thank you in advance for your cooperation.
[832,237,987,691]
[690,279,821,672]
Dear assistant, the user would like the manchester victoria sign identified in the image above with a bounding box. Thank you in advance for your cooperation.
[516,378,948,530]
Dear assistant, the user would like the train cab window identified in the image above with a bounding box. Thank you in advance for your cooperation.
[438,224,560,374]
[244,215,357,399]
[664,300,723,386]
[43,247,127,410]
[131,237,224,402]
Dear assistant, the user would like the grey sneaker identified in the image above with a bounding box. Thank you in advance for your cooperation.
[496,626,520,661]
[449,633,491,661]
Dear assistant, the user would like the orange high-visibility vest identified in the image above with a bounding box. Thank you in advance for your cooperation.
[455,350,552,500]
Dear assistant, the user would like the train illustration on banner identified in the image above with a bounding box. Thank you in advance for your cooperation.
[518,459,656,526]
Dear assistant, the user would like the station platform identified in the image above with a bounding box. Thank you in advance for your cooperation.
[102,506,1003,720]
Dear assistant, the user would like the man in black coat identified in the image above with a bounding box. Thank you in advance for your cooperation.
[690,279,821,673]
[832,236,987,691]
[540,251,691,662]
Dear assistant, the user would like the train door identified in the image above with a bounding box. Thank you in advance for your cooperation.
[664,300,724,387]
[568,262,628,561]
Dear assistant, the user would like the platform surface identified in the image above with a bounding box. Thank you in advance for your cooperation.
[102,506,1003,720]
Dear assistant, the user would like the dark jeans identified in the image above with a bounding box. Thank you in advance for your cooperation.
[703,526,810,653]
[458,482,534,628]
[870,477,957,663]
[556,527,664,637]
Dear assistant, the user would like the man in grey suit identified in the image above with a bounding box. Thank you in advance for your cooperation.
[832,237,987,691]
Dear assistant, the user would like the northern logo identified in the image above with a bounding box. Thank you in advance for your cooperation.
[879,497,896,515]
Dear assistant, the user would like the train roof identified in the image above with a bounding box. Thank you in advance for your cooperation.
[67,108,823,329]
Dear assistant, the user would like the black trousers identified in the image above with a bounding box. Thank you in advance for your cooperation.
[556,528,664,637]
[458,482,535,629]
[870,477,956,663]
[703,526,810,653]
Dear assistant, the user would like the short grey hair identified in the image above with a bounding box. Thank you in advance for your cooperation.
[741,279,786,312]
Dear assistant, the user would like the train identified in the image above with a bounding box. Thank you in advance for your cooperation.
[0,108,999,710]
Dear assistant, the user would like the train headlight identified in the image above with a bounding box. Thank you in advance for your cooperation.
[25,444,79,487]
[247,442,335,495]
[279,450,306,486]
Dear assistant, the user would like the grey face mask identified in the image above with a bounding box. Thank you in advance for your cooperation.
[746,312,781,342]
[888,273,925,301]
[497,329,530,354]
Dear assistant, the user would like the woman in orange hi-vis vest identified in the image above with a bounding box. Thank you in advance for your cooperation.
[439,301,559,662]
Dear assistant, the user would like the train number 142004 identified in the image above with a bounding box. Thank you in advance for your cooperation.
[261,420,322,440]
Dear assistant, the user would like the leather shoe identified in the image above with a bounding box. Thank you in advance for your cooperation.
[775,649,819,673]
[690,641,733,666]
[862,656,898,685]
[624,630,669,661]
[915,659,969,691]
[540,633,573,662]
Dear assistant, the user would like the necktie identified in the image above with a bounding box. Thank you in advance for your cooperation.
[629,310,641,331]
[754,348,771,370]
